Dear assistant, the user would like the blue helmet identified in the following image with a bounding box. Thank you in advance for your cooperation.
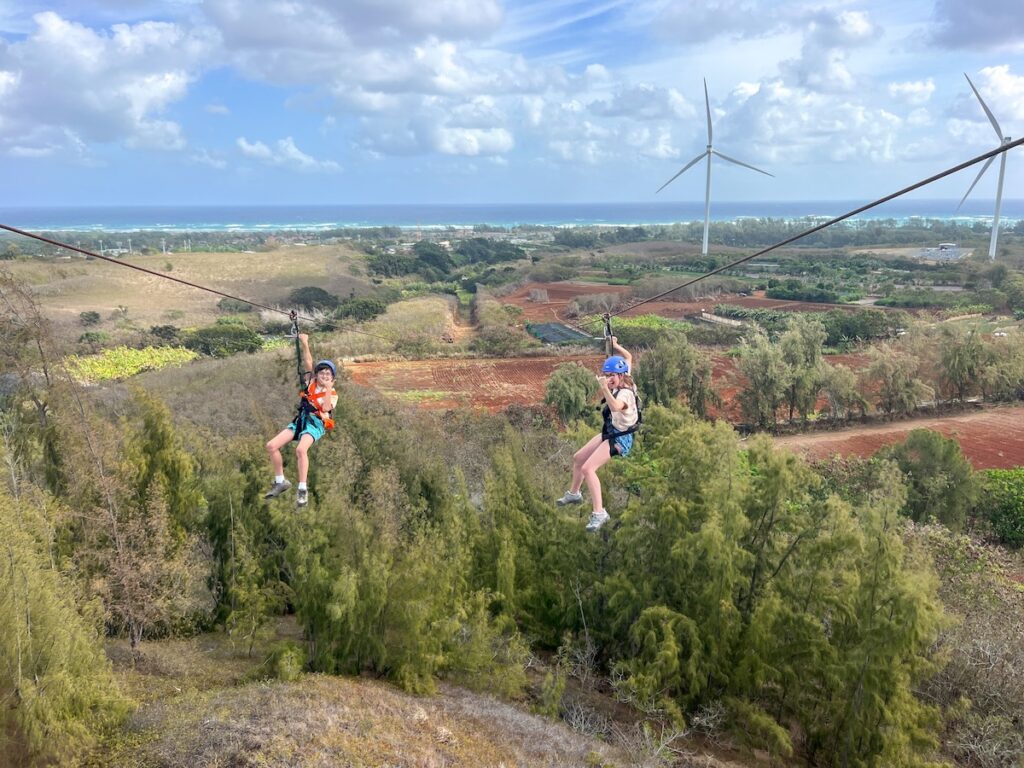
[314,359,337,377]
[602,355,629,374]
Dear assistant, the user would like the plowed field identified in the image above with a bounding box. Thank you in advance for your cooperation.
[347,354,604,410]
[773,406,1024,470]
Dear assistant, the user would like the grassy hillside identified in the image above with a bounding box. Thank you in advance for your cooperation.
[4,243,374,338]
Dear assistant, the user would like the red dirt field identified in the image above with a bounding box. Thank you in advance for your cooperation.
[347,354,605,410]
[773,406,1024,470]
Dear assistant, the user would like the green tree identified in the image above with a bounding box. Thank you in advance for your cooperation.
[779,315,826,424]
[938,325,985,403]
[0,486,130,764]
[881,429,979,531]
[737,328,791,430]
[288,286,339,311]
[636,334,719,417]
[820,362,867,422]
[544,362,598,425]
[864,342,932,418]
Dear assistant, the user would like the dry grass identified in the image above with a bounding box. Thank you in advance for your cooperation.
[5,243,373,340]
[96,618,631,768]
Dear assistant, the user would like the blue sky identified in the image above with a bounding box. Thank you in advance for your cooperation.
[0,0,1022,206]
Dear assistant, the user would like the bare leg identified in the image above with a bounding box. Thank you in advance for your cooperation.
[570,433,606,494]
[295,433,315,484]
[266,428,295,477]
[580,439,613,513]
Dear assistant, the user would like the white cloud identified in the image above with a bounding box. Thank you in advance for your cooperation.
[191,148,227,168]
[779,9,878,93]
[432,126,513,155]
[205,102,229,115]
[236,135,341,172]
[590,84,692,121]
[978,65,1024,122]
[888,78,935,105]
[0,12,213,156]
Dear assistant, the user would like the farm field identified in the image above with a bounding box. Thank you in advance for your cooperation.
[347,354,604,409]
[502,281,896,326]
[773,405,1024,470]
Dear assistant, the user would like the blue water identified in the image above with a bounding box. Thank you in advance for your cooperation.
[0,200,1021,232]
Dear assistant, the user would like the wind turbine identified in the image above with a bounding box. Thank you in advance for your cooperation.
[958,73,1013,260]
[657,79,773,257]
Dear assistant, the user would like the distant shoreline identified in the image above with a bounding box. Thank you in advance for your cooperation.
[0,200,1020,233]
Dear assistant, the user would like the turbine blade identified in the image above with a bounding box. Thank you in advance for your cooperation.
[955,156,995,212]
[656,151,708,194]
[964,73,1004,140]
[712,149,774,177]
[704,78,712,145]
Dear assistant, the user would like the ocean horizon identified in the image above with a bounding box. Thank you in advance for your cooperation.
[0,200,1021,233]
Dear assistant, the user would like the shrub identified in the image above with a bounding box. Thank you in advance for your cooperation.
[216,297,254,313]
[978,468,1024,547]
[78,330,109,348]
[544,363,598,424]
[79,310,101,326]
[881,429,979,531]
[336,295,387,322]
[288,286,339,311]
[266,641,307,682]
[149,324,180,344]
[184,324,263,358]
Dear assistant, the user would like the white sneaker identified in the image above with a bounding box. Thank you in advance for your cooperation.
[556,490,583,506]
[585,509,610,531]
[296,489,308,508]
[264,479,291,499]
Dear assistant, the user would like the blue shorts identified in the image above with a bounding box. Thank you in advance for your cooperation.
[612,433,634,458]
[287,415,326,443]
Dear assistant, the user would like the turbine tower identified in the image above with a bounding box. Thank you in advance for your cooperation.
[958,73,1013,260]
[657,79,772,257]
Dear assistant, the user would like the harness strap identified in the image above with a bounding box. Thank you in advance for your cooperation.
[603,312,613,356]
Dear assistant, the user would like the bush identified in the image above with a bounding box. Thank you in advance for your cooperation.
[336,295,387,322]
[79,310,101,326]
[78,330,109,348]
[978,468,1024,547]
[544,363,598,424]
[266,641,307,682]
[881,429,979,531]
[217,297,254,313]
[288,286,339,311]
[149,324,180,344]
[184,324,263,357]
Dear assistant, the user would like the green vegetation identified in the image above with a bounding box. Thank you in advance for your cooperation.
[978,468,1024,547]
[65,345,198,382]
[6,236,1024,767]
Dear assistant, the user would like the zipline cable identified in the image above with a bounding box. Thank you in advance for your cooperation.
[0,223,398,343]
[607,136,1024,319]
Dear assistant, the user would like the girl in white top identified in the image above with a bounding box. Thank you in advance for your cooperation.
[556,336,638,531]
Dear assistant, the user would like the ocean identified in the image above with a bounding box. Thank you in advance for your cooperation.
[0,200,1021,233]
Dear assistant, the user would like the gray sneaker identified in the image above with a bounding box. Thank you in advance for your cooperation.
[585,509,610,531]
[264,479,291,499]
[296,489,308,508]
[556,490,583,506]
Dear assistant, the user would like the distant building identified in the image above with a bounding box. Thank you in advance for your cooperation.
[918,243,963,261]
